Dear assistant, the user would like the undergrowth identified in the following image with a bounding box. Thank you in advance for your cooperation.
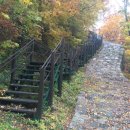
[123,41,130,80]
[0,68,85,130]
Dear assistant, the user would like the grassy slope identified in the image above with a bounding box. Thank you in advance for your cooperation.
[123,43,130,79]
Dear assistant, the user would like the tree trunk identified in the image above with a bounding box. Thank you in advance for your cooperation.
[124,0,130,36]
[38,0,49,46]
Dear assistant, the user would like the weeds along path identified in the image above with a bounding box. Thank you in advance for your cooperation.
[68,41,130,130]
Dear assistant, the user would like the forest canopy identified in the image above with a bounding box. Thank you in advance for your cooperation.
[0,0,104,57]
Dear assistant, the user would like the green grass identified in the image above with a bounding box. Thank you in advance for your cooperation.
[123,44,130,80]
[0,112,38,130]
[0,68,85,130]
[0,70,10,91]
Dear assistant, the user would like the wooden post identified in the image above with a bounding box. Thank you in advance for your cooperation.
[89,44,91,59]
[121,51,125,71]
[48,52,55,106]
[101,36,103,47]
[86,44,88,62]
[58,44,64,97]
[92,44,94,56]
[75,49,78,70]
[35,68,45,120]
[94,43,96,54]
[70,48,73,72]
[87,44,90,61]
[83,45,86,64]
[10,56,16,86]
[29,40,34,63]
[95,40,98,51]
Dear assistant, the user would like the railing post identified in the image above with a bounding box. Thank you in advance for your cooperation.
[10,56,16,85]
[86,44,89,61]
[35,68,45,120]
[48,52,55,106]
[92,43,94,56]
[88,40,92,58]
[75,49,78,70]
[94,42,96,54]
[58,43,64,97]
[77,48,79,68]
[29,40,34,63]
[89,44,92,58]
[92,40,95,56]
[121,51,125,71]
[101,36,103,46]
[83,45,86,64]
[95,39,97,52]
[70,48,73,72]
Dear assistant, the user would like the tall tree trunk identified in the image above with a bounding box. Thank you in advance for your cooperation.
[38,0,49,46]
[124,0,130,36]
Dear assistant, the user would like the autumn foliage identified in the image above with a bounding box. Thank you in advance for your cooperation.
[0,6,19,42]
[100,14,124,43]
[0,0,104,57]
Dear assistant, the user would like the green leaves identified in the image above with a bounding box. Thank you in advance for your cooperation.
[0,40,19,57]
[1,40,19,48]
[0,0,104,58]
[0,0,103,47]
[0,0,4,4]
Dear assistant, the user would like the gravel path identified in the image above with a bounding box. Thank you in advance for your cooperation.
[68,42,130,130]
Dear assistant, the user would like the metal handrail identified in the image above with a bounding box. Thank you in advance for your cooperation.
[0,33,103,120]
[40,38,64,70]
[0,39,34,70]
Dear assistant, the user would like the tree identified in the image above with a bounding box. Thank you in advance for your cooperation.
[100,14,124,43]
[0,0,104,50]
[38,0,104,47]
[123,0,130,36]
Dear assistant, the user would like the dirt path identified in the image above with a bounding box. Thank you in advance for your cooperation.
[68,42,130,130]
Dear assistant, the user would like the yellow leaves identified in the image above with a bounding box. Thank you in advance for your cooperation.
[50,123,56,129]
[20,0,32,5]
[28,25,42,40]
[49,0,80,18]
[50,27,71,38]
[125,50,130,56]
[125,36,130,45]
[39,120,56,129]
[1,12,10,20]
[100,14,124,43]
[42,11,52,21]
[50,29,58,36]
[71,37,82,46]
[55,0,61,7]
[38,123,48,130]
[62,0,80,16]
[40,0,104,46]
